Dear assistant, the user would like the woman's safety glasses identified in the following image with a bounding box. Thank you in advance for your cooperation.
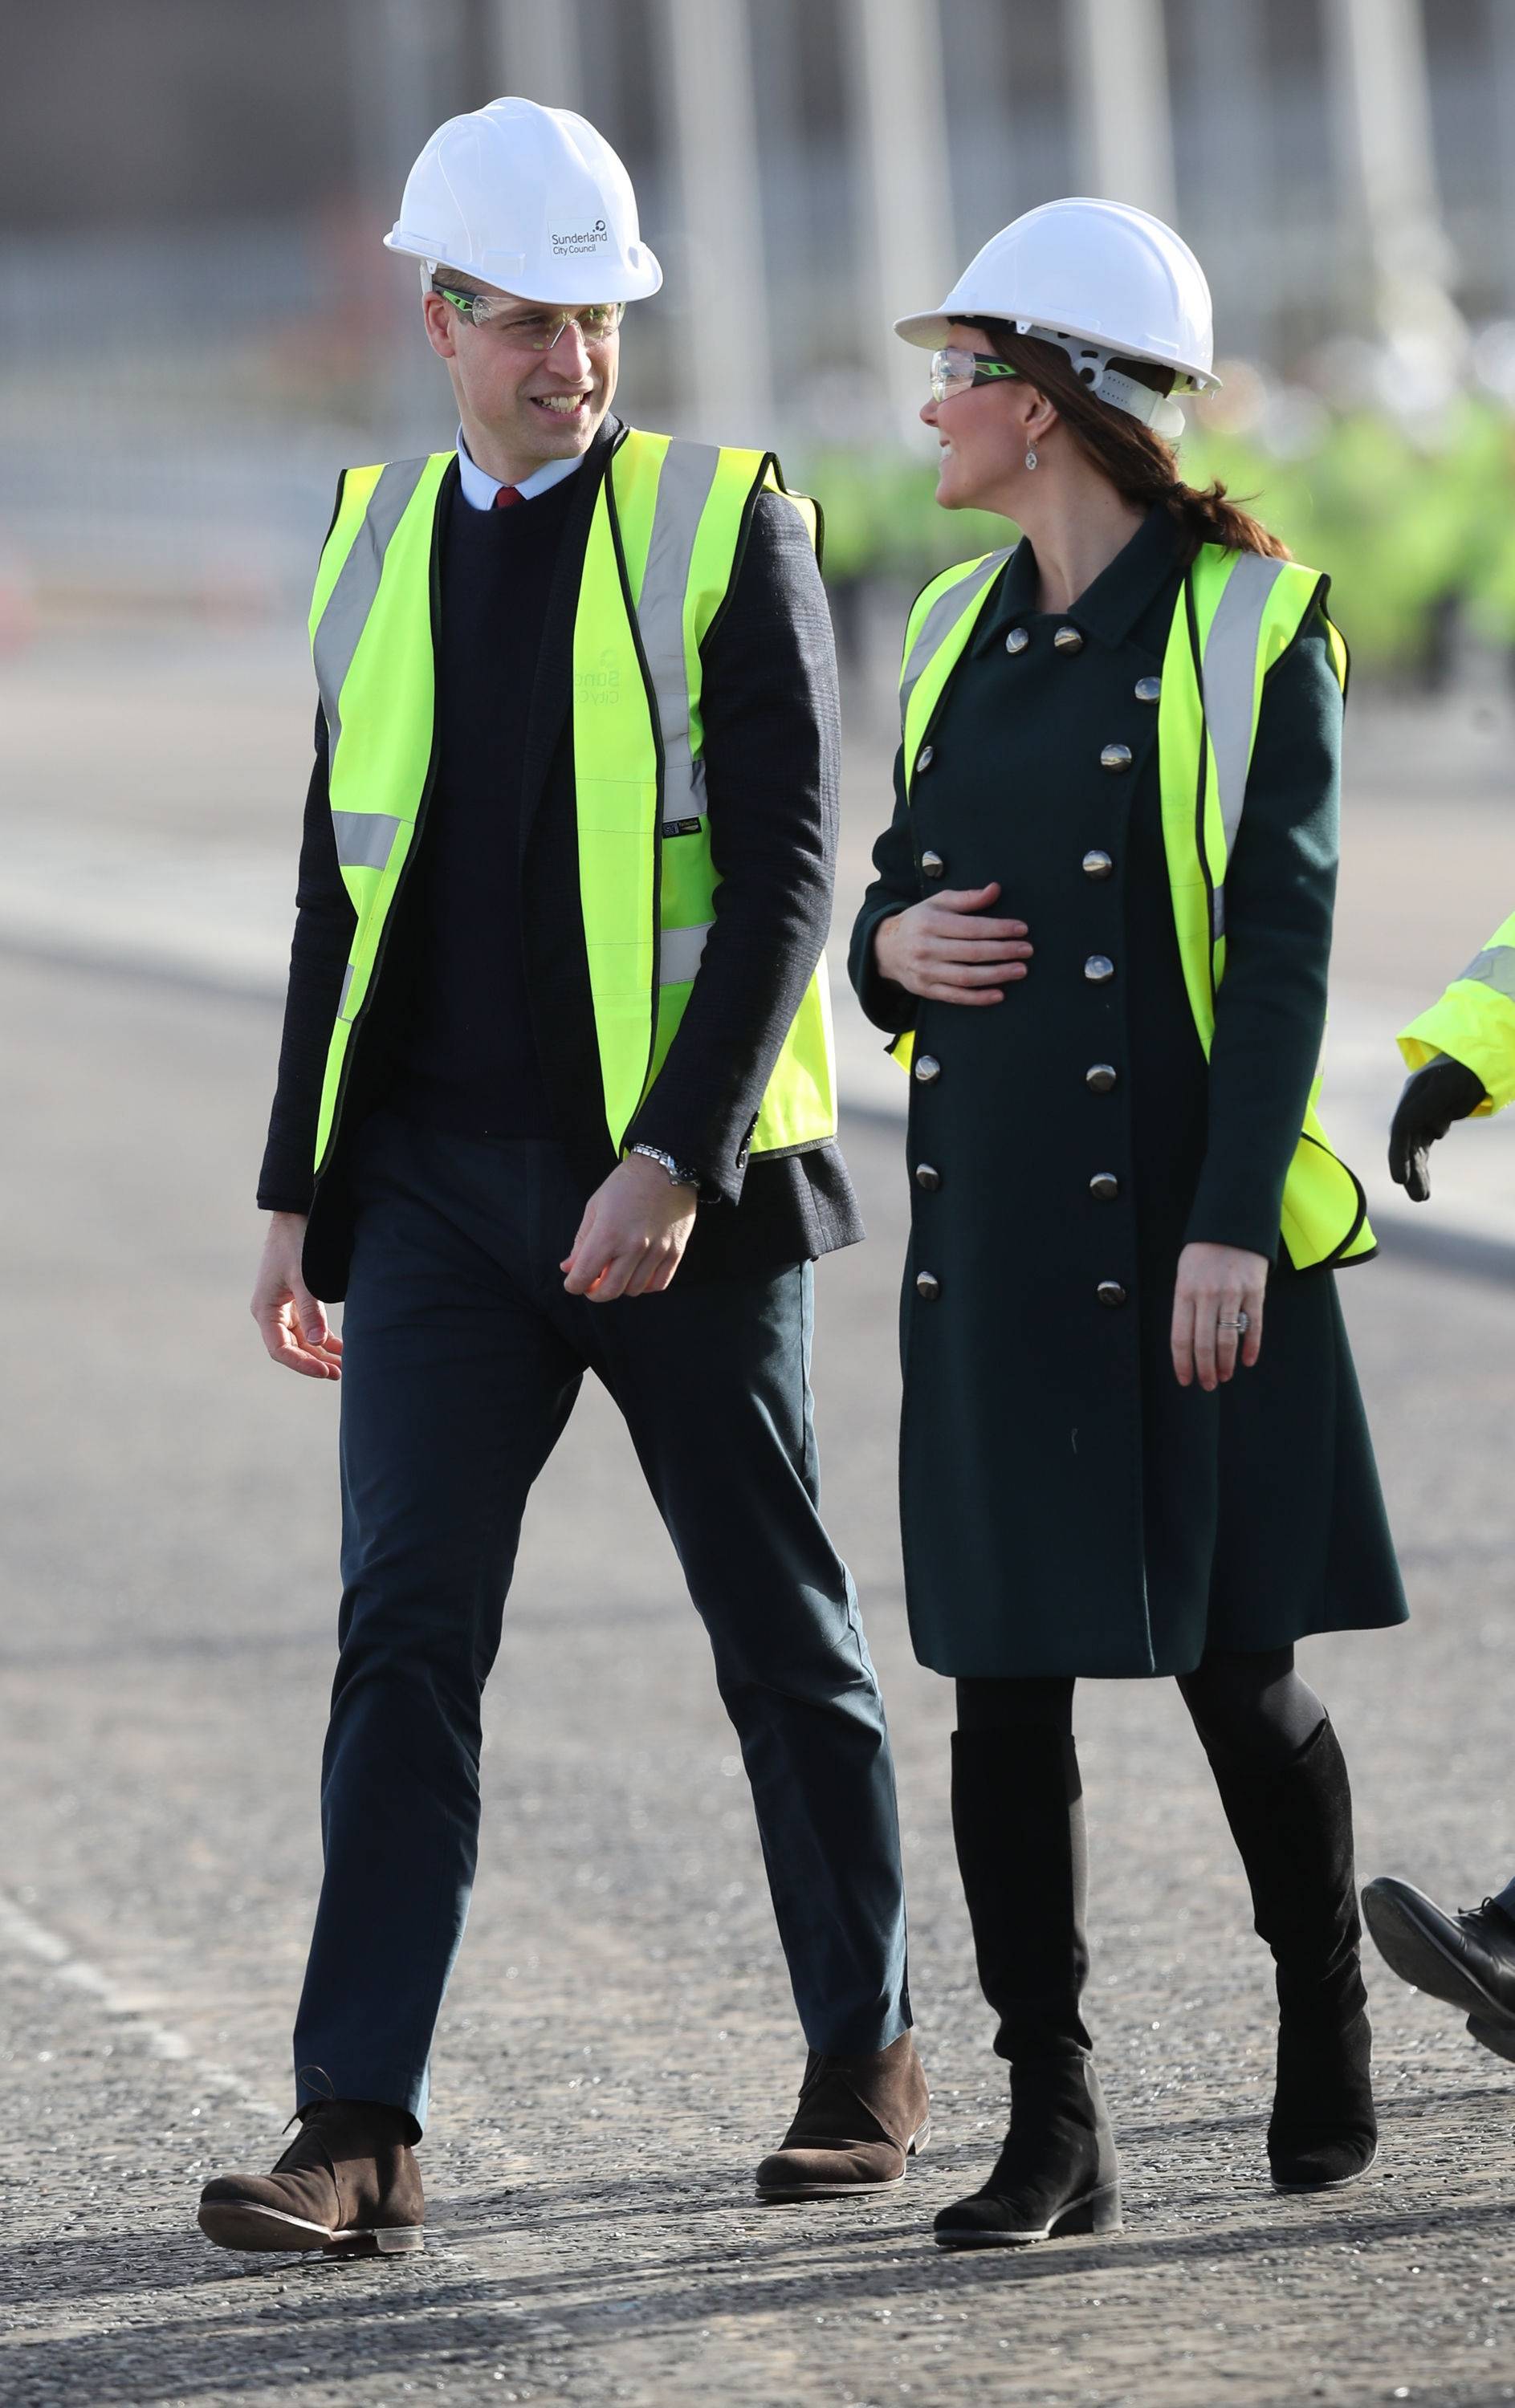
[434,287,625,350]
[930,348,1023,403]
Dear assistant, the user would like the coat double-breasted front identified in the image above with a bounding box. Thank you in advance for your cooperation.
[849,506,1407,1679]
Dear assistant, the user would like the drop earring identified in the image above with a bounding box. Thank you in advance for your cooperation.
[1024,446,1039,471]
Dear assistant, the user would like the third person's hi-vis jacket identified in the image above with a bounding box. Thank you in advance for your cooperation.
[1399,909,1515,1110]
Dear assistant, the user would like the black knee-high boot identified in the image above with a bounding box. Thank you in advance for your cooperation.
[934,1729,1121,2249]
[1204,1715,1376,2190]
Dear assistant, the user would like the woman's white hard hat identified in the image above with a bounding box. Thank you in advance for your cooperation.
[895,197,1219,437]
[385,96,662,305]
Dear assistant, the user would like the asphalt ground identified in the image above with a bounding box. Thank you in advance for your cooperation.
[6,937,1515,2408]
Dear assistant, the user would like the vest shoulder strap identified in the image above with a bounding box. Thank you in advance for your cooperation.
[594,429,812,832]
[1179,546,1340,881]
[898,547,1016,759]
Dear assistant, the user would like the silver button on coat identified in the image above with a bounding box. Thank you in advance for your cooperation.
[1082,849,1113,880]
[1097,1280,1128,1308]
[1084,955,1115,983]
[1005,627,1030,654]
[1085,1063,1118,1093]
[1134,675,1162,703]
[1053,626,1084,655]
[914,1053,941,1083]
[1089,1172,1120,1202]
[916,1271,942,1301]
[916,743,935,772]
[921,849,945,878]
[1100,742,1133,772]
[915,1162,942,1191]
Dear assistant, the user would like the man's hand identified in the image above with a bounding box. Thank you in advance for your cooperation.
[251,1211,343,1380]
[1388,1057,1487,1202]
[1171,1241,1269,1392]
[874,881,1032,1004]
[561,1155,698,1302]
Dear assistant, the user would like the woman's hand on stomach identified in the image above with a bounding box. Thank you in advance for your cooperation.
[873,881,1032,1005]
[1171,1243,1269,1391]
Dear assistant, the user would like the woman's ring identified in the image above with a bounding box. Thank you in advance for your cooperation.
[1224,1312,1249,1332]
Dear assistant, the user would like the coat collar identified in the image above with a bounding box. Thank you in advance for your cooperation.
[989,502,1183,649]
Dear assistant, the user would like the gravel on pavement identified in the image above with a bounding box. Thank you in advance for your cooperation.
[5,945,1515,2406]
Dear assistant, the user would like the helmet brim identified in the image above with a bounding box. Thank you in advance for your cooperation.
[892,304,1219,394]
[385,226,662,305]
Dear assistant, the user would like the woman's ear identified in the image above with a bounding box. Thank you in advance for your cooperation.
[1022,387,1060,445]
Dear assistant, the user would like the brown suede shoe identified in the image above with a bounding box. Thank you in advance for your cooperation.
[198,2097,424,2256]
[755,2032,930,2200]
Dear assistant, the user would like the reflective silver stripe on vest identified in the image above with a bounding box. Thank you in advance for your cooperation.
[332,810,404,871]
[337,961,357,1023]
[659,920,714,986]
[899,550,1014,739]
[1203,553,1287,938]
[313,456,432,767]
[641,439,723,821]
[1458,945,1515,1002]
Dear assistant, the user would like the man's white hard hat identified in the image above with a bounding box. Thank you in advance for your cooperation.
[895,197,1219,437]
[385,96,662,304]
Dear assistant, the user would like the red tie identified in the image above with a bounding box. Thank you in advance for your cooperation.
[492,484,523,510]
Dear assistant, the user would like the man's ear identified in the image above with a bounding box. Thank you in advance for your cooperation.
[422,292,458,361]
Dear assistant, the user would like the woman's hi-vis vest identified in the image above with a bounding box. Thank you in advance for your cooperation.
[892,540,1374,1273]
[305,430,838,1179]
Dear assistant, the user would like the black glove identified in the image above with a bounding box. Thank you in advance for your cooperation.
[1387,1057,1487,1202]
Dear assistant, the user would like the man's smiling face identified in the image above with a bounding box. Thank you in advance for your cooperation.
[421,279,621,478]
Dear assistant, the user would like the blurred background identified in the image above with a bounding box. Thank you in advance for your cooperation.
[4,0,1515,1239]
[6,0,1515,665]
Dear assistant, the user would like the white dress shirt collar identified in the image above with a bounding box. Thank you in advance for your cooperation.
[455,428,587,511]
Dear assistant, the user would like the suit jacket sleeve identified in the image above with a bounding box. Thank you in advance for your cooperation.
[1182,604,1342,1262]
[848,742,922,1034]
[256,707,355,1212]
[621,490,841,1205]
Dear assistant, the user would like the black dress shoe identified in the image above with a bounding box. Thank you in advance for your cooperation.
[1362,1877,1515,2028]
[1468,2015,1515,2064]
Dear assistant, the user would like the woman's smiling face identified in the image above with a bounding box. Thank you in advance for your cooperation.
[921,324,1045,514]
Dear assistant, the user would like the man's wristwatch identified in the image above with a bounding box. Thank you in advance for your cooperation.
[627,1143,702,1194]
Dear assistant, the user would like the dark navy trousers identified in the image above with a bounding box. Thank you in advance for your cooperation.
[292,1112,910,2130]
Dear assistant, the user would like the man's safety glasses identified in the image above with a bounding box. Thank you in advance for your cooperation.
[434,287,625,350]
[930,348,1023,403]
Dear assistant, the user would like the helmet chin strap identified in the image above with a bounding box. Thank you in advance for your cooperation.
[1094,368,1187,441]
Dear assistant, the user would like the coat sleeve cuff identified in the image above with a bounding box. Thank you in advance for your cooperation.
[1181,1190,1285,1267]
[1399,995,1515,1115]
[849,904,918,1034]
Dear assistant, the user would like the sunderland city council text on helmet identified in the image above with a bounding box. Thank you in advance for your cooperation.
[385,96,662,307]
[895,197,1218,439]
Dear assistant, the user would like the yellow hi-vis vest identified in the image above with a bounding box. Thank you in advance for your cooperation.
[305,431,838,1179]
[890,540,1374,1272]
[1399,909,1515,1112]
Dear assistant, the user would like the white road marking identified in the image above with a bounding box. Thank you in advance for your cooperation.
[0,1889,283,2119]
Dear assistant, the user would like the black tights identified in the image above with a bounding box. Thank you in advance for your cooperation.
[955,1645,1325,1767]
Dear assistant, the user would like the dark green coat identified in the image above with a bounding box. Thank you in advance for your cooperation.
[848,506,1407,1679]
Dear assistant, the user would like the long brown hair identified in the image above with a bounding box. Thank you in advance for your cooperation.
[967,323,1288,565]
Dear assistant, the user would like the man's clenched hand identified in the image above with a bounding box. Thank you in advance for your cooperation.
[561,1154,698,1302]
